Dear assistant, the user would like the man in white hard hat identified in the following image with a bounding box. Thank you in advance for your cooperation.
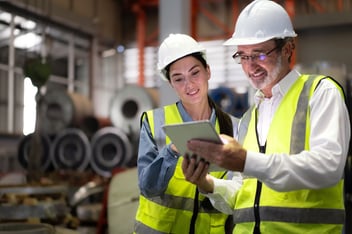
[134,33,238,234]
[182,0,351,233]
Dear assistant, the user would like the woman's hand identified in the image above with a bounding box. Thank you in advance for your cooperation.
[182,153,214,193]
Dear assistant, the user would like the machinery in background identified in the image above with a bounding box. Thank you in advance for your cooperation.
[17,84,158,176]
[209,86,249,118]
[109,84,157,149]
[0,84,157,233]
[107,167,139,234]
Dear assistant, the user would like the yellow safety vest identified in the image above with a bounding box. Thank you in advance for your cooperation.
[235,75,345,233]
[135,104,231,234]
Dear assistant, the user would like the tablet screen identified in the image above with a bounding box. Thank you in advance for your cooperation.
[162,120,224,171]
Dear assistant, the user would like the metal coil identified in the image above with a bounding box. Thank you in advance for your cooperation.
[17,133,52,172]
[90,127,133,177]
[50,128,91,171]
[38,90,93,136]
[108,167,139,234]
[109,85,155,141]
[209,86,248,117]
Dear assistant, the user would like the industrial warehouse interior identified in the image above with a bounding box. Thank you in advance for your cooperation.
[0,0,352,233]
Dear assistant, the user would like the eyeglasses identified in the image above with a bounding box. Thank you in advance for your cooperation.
[232,46,280,64]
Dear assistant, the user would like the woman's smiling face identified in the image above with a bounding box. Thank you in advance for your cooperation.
[169,55,210,105]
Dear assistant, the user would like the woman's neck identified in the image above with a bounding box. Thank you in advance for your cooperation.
[182,101,211,121]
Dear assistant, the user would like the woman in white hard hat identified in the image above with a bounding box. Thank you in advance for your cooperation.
[182,0,350,233]
[134,33,238,234]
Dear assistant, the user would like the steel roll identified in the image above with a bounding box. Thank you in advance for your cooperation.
[90,127,133,177]
[109,85,156,141]
[209,86,249,117]
[209,87,236,114]
[50,128,91,171]
[17,133,52,172]
[108,167,139,234]
[38,89,94,135]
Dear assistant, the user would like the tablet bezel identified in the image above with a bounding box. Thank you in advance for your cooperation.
[162,120,224,171]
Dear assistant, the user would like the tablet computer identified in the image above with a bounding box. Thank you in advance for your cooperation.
[162,120,224,171]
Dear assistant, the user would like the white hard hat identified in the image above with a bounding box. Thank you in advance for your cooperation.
[157,33,206,81]
[224,0,297,46]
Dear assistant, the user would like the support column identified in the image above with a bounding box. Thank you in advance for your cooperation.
[159,0,190,106]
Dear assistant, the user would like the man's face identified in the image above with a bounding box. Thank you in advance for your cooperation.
[236,40,288,97]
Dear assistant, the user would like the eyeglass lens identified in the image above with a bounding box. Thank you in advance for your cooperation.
[233,46,279,64]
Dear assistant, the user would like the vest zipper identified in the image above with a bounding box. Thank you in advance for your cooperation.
[189,188,199,234]
[253,180,262,234]
[253,108,264,234]
[253,144,265,234]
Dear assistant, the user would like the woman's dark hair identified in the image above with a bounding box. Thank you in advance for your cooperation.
[164,52,207,81]
[208,97,234,137]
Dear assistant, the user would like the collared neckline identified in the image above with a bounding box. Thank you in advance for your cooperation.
[254,69,301,106]
[176,101,216,124]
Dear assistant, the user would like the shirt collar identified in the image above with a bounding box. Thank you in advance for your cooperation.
[176,101,216,123]
[254,69,301,105]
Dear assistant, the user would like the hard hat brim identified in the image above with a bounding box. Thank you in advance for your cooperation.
[223,37,271,46]
[223,34,297,46]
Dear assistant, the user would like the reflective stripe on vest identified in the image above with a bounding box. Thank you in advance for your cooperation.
[235,75,345,233]
[135,103,232,234]
[233,206,344,224]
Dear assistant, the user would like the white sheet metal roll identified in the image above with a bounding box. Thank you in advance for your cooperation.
[90,127,133,177]
[50,128,91,171]
[38,89,93,136]
[17,133,52,172]
[109,85,155,140]
[108,167,139,234]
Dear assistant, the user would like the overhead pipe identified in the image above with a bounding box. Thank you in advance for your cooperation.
[308,0,344,12]
[191,0,240,40]
[198,6,232,36]
[232,0,239,35]
[190,0,198,39]
[308,0,326,13]
[132,0,159,86]
[337,0,343,11]
[132,3,146,86]
[285,0,296,67]
[191,0,234,41]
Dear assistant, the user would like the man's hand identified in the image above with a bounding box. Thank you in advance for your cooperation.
[186,134,247,172]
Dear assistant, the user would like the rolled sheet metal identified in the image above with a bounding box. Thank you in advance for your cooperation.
[209,86,249,118]
[17,133,52,172]
[90,127,133,177]
[38,90,93,135]
[109,85,155,140]
[108,167,139,234]
[209,86,236,114]
[50,128,91,171]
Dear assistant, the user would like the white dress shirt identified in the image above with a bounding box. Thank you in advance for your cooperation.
[206,70,351,214]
